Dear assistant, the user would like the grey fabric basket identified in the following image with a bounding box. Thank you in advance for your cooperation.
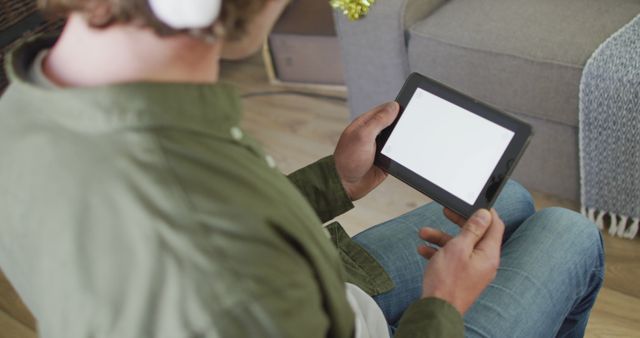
[0,0,64,95]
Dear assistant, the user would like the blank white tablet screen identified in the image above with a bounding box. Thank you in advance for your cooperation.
[381,88,514,205]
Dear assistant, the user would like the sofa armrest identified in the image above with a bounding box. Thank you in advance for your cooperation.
[334,0,446,119]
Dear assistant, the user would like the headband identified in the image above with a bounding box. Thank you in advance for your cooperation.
[148,0,222,29]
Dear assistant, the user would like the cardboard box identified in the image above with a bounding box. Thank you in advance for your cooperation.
[264,0,345,90]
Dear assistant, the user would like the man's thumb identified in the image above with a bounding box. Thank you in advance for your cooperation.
[362,102,399,138]
[459,209,492,246]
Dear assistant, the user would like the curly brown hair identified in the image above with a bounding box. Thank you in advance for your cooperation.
[38,0,268,40]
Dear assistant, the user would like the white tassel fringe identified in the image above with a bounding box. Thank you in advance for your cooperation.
[581,206,638,239]
[595,211,605,230]
[616,215,629,237]
[608,213,618,236]
[624,218,639,239]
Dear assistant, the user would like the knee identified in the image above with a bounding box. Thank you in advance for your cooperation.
[531,207,604,263]
[495,180,535,224]
[535,207,600,239]
[503,180,534,208]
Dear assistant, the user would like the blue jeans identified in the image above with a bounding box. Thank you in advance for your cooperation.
[353,181,604,337]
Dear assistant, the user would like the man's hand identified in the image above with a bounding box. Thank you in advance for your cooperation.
[419,208,505,315]
[334,102,399,200]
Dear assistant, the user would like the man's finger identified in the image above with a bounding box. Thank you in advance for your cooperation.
[418,244,438,259]
[474,208,505,258]
[419,227,453,247]
[443,208,466,227]
[458,209,492,248]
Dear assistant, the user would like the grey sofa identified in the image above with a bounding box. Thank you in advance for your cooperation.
[334,0,640,201]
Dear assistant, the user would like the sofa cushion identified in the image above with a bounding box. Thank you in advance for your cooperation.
[407,0,640,127]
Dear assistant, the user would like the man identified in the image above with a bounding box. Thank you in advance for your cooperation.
[0,0,603,337]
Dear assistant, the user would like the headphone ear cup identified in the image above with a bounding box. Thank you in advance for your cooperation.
[148,0,222,29]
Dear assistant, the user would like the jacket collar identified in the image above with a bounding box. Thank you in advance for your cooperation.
[3,35,242,135]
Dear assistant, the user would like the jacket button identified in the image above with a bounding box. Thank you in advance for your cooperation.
[230,126,243,140]
[265,155,277,168]
[323,227,332,239]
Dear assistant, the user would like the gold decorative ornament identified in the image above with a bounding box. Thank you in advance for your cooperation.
[330,0,375,21]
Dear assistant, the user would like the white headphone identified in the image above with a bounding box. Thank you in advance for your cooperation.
[148,0,222,29]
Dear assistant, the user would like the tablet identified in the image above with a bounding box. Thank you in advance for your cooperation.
[375,73,532,219]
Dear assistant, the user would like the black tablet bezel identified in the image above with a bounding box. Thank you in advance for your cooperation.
[375,73,532,219]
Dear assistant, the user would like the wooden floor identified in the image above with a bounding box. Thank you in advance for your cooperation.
[1,53,639,337]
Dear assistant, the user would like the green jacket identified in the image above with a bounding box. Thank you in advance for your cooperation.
[0,36,463,338]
